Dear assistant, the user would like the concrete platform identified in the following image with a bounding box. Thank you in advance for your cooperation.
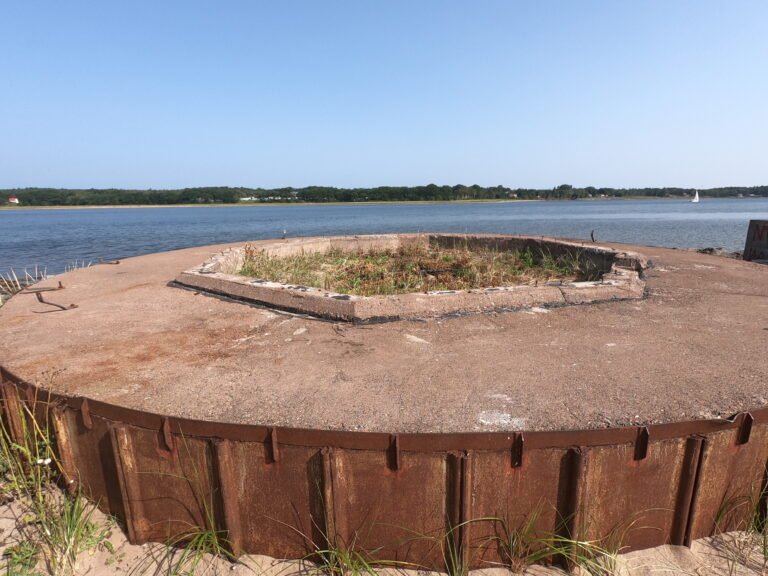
[176,234,646,322]
[0,236,766,433]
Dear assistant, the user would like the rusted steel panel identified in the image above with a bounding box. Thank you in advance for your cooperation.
[212,440,244,557]
[213,440,327,560]
[50,406,80,494]
[1,366,768,569]
[52,406,126,518]
[330,448,450,569]
[110,422,215,544]
[579,438,688,551]
[467,447,571,568]
[670,436,705,546]
[458,452,473,572]
[0,379,26,445]
[687,423,768,540]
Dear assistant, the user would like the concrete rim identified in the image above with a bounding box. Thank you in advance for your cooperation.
[175,233,647,322]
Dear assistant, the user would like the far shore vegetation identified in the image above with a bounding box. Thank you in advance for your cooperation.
[239,241,591,296]
[2,184,768,207]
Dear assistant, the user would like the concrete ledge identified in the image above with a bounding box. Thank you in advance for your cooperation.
[175,233,647,322]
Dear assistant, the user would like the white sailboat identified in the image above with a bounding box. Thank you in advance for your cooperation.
[691,190,700,203]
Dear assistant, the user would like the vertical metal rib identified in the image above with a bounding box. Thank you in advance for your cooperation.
[0,381,26,445]
[320,447,336,547]
[213,439,244,557]
[109,424,148,544]
[459,451,473,571]
[560,446,588,570]
[683,436,709,546]
[445,451,470,573]
[50,405,79,494]
[670,435,705,545]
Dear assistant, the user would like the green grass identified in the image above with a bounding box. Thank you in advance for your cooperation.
[272,496,415,576]
[709,487,768,575]
[304,537,399,576]
[34,491,112,576]
[0,395,58,507]
[240,241,593,296]
[489,509,624,575]
[128,526,236,576]
[2,540,40,575]
[0,395,111,576]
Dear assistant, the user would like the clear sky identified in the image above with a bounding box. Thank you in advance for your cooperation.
[2,1,766,189]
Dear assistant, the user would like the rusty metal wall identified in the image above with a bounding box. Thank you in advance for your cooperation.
[1,365,766,570]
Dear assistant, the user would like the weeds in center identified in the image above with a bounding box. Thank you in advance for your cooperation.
[239,240,596,296]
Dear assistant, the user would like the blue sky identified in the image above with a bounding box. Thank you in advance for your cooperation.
[2,1,766,189]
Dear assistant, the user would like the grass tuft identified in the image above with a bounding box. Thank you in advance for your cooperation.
[129,526,236,576]
[0,392,111,576]
[34,490,112,576]
[709,486,768,575]
[2,540,40,575]
[305,537,383,576]
[488,507,632,575]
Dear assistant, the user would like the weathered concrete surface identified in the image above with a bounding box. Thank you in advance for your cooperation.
[0,239,766,433]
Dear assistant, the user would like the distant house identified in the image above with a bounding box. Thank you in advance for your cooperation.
[7,197,19,204]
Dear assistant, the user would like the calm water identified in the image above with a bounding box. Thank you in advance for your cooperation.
[2,198,767,274]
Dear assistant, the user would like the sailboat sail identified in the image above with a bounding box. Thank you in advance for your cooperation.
[691,190,700,203]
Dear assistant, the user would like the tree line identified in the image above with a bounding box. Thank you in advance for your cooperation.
[3,184,768,206]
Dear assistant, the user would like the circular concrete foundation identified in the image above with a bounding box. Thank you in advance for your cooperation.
[1,234,767,567]
[1,234,765,433]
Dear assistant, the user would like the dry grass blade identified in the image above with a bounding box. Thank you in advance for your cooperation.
[0,267,48,307]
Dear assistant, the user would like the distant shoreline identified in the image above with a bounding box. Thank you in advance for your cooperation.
[2,199,538,210]
[2,195,751,211]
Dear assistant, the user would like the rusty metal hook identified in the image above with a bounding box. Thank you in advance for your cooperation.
[33,292,78,313]
[21,281,64,294]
